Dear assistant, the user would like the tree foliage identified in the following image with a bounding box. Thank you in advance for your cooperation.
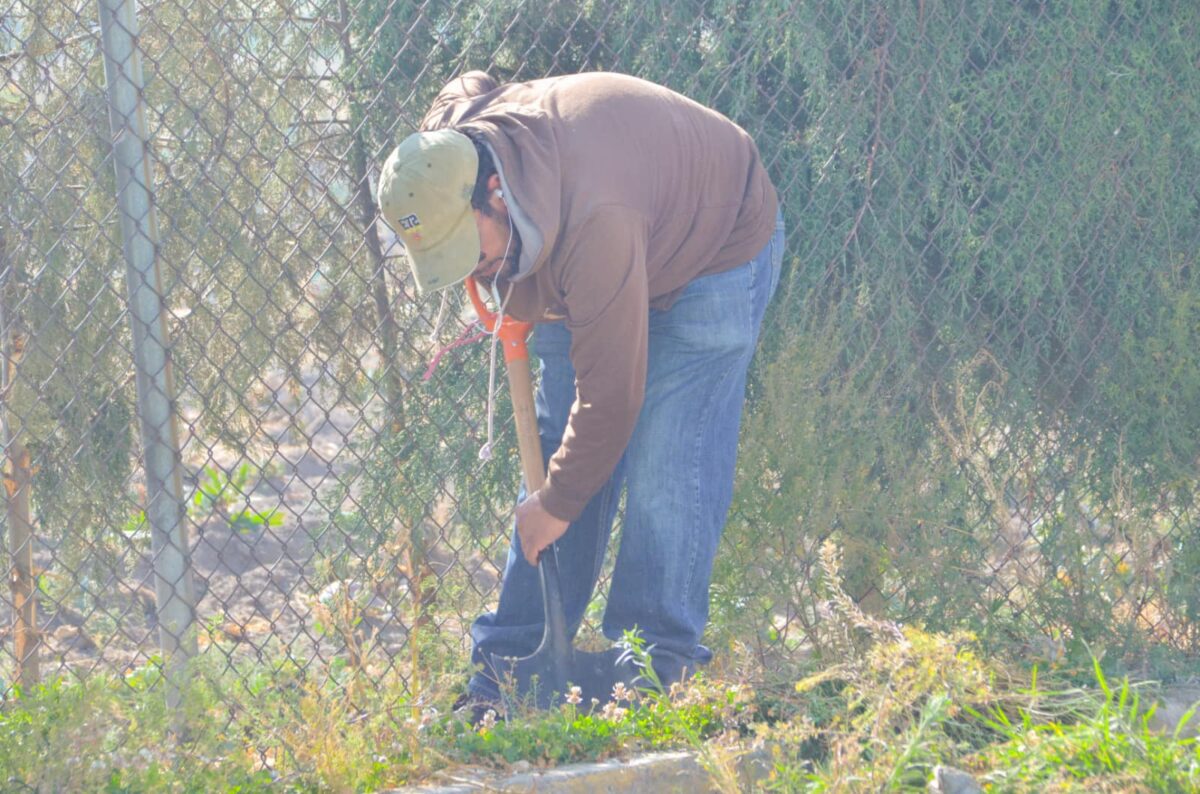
[2,0,1197,682]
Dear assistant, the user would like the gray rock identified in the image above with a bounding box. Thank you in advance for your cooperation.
[929,765,983,794]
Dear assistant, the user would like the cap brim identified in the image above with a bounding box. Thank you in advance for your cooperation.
[408,207,480,294]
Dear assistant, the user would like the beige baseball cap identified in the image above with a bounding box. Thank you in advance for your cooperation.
[377,129,480,293]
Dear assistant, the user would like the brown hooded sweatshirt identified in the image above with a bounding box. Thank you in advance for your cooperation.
[420,71,779,522]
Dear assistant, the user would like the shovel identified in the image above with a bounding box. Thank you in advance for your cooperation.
[465,278,638,711]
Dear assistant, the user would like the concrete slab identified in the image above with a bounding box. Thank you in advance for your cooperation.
[389,747,770,793]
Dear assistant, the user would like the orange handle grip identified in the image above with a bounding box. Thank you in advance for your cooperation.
[465,278,532,364]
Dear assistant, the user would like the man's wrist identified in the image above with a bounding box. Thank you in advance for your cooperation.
[536,486,582,524]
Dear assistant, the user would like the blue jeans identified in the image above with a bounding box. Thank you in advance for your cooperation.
[469,213,784,699]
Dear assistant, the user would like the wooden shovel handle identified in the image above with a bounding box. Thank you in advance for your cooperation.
[505,356,546,493]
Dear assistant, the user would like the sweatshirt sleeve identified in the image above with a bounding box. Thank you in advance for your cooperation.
[537,206,650,522]
[420,71,500,130]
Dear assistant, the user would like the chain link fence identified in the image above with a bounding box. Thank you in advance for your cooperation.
[2,0,1198,725]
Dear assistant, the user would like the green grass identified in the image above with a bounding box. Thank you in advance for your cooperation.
[755,633,1200,792]
[745,542,1200,792]
[0,667,276,792]
[0,644,758,792]
[431,675,754,769]
[1,624,1196,792]
[963,661,1200,792]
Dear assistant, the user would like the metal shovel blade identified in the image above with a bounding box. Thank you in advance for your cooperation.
[488,547,639,711]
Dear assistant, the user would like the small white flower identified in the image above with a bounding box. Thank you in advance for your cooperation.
[565,685,582,705]
[611,681,630,702]
[601,701,627,721]
[479,709,498,731]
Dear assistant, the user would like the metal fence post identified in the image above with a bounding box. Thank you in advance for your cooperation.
[96,0,197,707]
[0,261,39,692]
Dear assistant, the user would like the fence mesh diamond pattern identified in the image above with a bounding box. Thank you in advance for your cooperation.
[2,0,1198,738]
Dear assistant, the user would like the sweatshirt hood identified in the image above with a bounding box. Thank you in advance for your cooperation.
[420,73,562,281]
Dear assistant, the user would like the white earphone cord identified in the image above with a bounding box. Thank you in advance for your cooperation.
[479,203,515,462]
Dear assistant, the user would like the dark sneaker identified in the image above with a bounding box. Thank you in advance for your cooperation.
[452,690,503,728]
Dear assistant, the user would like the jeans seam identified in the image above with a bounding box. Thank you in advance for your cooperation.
[592,474,615,583]
[683,316,747,630]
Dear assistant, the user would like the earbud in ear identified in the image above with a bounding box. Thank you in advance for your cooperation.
[494,189,503,199]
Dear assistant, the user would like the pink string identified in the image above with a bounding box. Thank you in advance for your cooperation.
[422,325,488,381]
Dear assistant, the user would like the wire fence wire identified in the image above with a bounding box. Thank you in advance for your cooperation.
[2,0,1199,712]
